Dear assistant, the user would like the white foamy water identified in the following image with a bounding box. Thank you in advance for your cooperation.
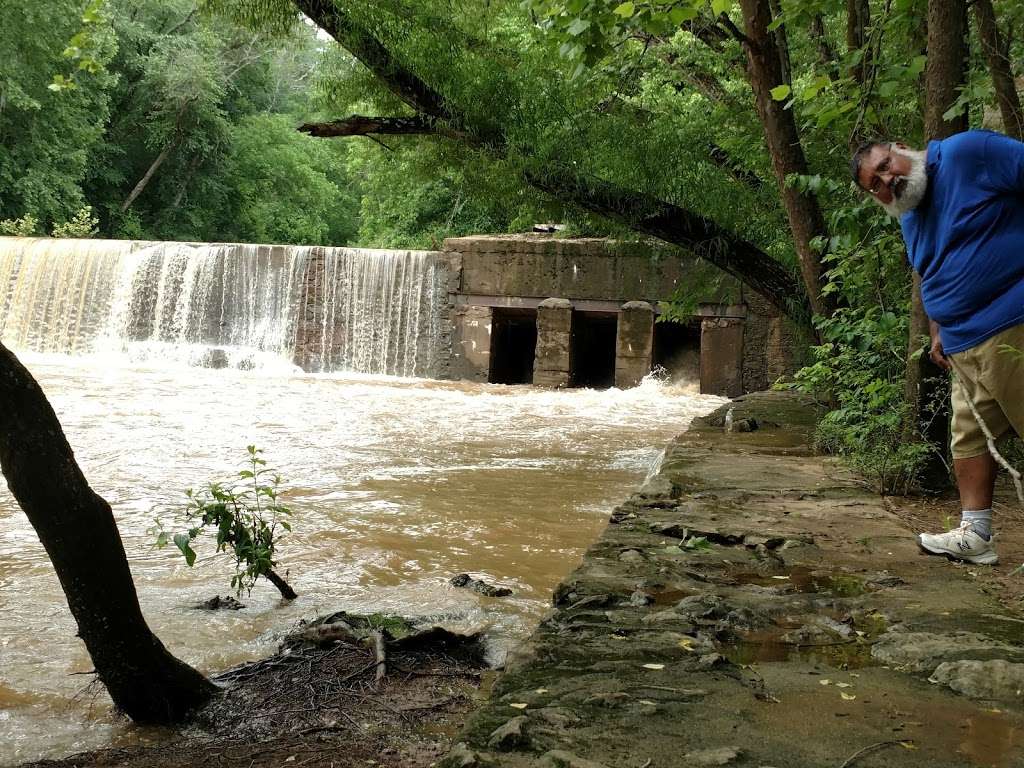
[0,237,445,377]
[0,357,724,764]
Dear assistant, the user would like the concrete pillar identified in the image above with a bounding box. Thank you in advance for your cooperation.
[451,305,493,382]
[614,301,654,388]
[533,298,573,388]
[700,316,745,397]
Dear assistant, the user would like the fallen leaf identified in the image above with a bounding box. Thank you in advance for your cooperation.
[899,741,918,750]
[638,699,657,705]
[771,576,790,580]
[642,663,665,670]
[535,688,549,694]
[678,638,696,651]
[840,692,856,701]
[509,702,528,710]
[819,679,832,686]
[835,682,852,688]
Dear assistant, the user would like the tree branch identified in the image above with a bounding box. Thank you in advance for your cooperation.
[525,167,807,321]
[298,114,463,139]
[291,0,809,327]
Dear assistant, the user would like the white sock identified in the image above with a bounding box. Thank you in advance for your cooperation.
[962,508,993,540]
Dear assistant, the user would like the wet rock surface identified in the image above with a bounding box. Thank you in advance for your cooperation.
[451,573,514,597]
[194,595,246,610]
[441,392,1024,768]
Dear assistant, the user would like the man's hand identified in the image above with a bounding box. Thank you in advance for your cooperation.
[929,319,952,371]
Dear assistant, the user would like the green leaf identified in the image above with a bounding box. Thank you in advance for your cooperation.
[567,17,590,35]
[769,84,791,101]
[711,0,732,16]
[613,2,635,17]
[173,533,197,567]
[908,55,927,78]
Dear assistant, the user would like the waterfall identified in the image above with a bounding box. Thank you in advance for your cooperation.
[0,237,447,377]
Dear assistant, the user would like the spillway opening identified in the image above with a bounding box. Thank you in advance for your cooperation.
[571,310,617,389]
[489,307,538,384]
[654,319,701,384]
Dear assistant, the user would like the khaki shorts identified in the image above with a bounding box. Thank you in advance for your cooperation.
[950,322,1024,460]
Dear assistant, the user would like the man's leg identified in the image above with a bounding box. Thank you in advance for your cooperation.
[954,452,997,539]
[917,353,1002,563]
[954,452,998,512]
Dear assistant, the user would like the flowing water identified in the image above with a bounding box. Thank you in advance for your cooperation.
[0,238,725,764]
[0,238,446,377]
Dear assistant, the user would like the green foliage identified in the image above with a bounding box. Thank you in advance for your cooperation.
[0,215,41,236]
[155,446,294,596]
[51,206,100,237]
[49,0,113,92]
[787,308,931,495]
[219,114,360,245]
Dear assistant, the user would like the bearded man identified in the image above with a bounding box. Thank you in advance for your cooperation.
[851,130,1024,565]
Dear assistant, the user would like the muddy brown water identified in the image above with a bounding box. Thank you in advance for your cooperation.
[0,355,724,765]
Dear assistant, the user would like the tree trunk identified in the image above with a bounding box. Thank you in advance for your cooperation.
[264,567,297,600]
[973,0,1024,140]
[811,14,840,78]
[738,0,835,322]
[0,342,216,722]
[846,0,871,85]
[906,0,969,487]
[121,135,180,212]
[767,0,792,86]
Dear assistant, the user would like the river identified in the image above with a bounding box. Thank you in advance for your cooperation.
[0,355,723,765]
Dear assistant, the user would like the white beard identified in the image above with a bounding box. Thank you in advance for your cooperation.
[881,148,929,218]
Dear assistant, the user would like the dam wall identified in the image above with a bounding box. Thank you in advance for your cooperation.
[0,235,801,392]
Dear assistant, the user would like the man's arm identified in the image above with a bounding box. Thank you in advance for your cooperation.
[983,131,1024,193]
[929,318,952,371]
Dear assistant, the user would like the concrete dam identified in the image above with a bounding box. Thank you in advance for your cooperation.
[0,234,797,394]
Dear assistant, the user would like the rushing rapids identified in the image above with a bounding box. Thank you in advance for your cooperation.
[0,237,446,377]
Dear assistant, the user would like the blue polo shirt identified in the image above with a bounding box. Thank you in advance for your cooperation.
[900,130,1024,354]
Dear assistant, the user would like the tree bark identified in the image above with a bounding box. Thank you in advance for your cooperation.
[767,0,792,86]
[973,0,1024,140]
[121,136,180,212]
[846,0,872,85]
[298,114,439,138]
[0,342,216,722]
[264,567,297,600]
[906,0,969,486]
[738,0,835,321]
[811,14,840,78]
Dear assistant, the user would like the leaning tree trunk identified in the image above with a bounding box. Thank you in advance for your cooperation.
[0,342,216,722]
[973,0,1024,140]
[739,0,836,323]
[906,0,969,487]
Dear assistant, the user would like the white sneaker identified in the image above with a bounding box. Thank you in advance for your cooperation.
[918,522,998,565]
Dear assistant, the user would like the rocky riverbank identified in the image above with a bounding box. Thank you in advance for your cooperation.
[442,391,1024,768]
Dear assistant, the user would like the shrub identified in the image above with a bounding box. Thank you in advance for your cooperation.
[156,446,297,599]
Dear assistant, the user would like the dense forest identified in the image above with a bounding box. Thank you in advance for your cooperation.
[3,0,1023,490]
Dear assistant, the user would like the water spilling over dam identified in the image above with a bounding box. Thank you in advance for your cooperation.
[0,237,447,376]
